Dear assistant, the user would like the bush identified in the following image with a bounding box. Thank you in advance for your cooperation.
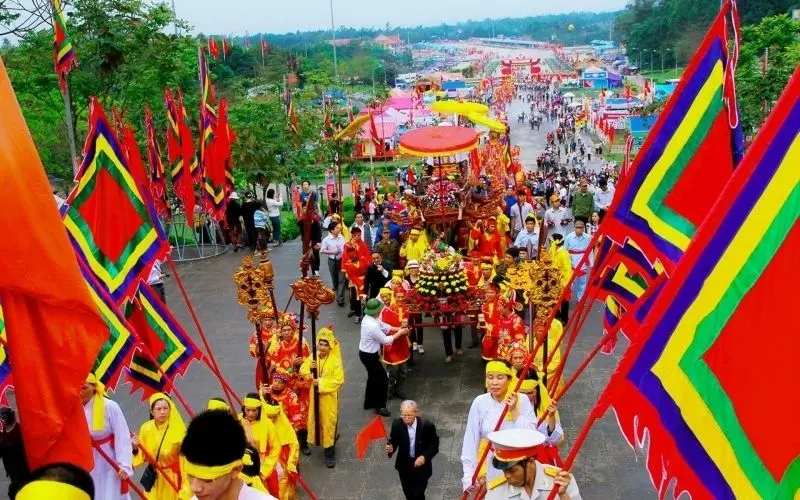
[280,210,300,242]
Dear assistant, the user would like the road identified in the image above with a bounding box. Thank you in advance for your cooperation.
[98,94,655,499]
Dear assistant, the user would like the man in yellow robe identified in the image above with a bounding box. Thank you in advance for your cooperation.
[399,227,428,263]
[305,327,344,468]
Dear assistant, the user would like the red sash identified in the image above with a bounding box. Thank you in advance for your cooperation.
[92,434,129,494]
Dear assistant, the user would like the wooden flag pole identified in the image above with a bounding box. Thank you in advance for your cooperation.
[92,442,148,499]
[135,443,181,493]
[61,76,79,177]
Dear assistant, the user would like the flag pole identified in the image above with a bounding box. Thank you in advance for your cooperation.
[62,76,79,177]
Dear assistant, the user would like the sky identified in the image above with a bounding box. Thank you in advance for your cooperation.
[173,0,628,36]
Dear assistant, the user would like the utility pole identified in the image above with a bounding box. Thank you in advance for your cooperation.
[329,0,339,80]
[171,0,178,35]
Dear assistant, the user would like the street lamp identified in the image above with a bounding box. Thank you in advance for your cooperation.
[661,47,671,74]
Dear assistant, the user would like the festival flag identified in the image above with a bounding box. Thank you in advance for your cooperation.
[0,57,107,471]
[208,38,219,59]
[125,282,202,399]
[202,99,230,221]
[322,98,332,138]
[600,0,743,270]
[644,79,653,97]
[144,105,169,220]
[261,35,270,58]
[582,80,593,88]
[51,0,77,91]
[82,266,138,390]
[63,97,169,305]
[116,113,149,191]
[369,112,382,152]
[217,98,236,193]
[244,32,250,49]
[165,88,196,220]
[199,48,218,174]
[285,85,299,135]
[179,90,201,181]
[222,37,230,60]
[0,303,13,405]
[355,415,387,459]
[598,66,799,499]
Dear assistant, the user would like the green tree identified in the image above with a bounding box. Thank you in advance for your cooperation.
[736,15,800,134]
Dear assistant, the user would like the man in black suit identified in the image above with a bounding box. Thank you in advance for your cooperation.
[385,400,439,500]
[365,251,392,299]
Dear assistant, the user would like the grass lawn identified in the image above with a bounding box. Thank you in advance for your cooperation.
[639,67,684,83]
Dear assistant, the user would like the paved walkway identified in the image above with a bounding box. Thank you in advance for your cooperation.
[102,97,656,499]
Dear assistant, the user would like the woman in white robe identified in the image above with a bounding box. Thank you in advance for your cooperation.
[460,360,537,494]
[81,374,133,500]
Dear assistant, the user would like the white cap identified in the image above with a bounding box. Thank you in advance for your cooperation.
[229,191,240,200]
[488,429,546,470]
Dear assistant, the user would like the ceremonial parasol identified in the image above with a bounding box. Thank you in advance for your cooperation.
[334,114,370,141]
[430,100,490,116]
[467,112,507,133]
[399,126,479,157]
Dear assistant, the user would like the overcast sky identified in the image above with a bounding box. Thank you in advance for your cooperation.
[173,0,627,36]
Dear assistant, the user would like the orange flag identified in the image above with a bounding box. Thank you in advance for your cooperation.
[0,57,107,471]
[355,415,387,460]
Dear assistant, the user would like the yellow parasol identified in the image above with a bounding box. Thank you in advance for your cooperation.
[430,100,490,116]
[467,112,507,132]
[333,114,370,141]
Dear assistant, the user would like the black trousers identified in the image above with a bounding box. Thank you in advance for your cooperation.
[350,287,363,316]
[150,282,166,304]
[441,327,462,357]
[398,468,429,500]
[359,350,388,410]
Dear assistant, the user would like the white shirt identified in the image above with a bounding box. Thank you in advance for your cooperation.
[407,419,417,458]
[593,187,614,210]
[359,314,395,353]
[147,259,163,285]
[192,483,277,499]
[543,207,568,238]
[461,393,536,492]
[509,202,534,232]
[320,234,345,260]
[265,197,283,217]
[563,232,592,269]
[484,461,582,500]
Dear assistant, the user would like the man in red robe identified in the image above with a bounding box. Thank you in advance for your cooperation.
[470,218,503,261]
[342,227,370,321]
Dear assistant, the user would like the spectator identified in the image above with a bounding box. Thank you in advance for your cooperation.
[0,408,30,499]
[350,212,373,248]
[226,191,244,251]
[571,178,594,224]
[375,228,399,268]
[593,179,614,221]
[386,401,440,500]
[240,192,260,251]
[254,202,269,256]
[320,222,347,307]
[365,251,392,299]
[509,189,533,238]
[265,189,283,246]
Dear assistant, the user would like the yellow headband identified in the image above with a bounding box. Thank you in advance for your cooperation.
[207,399,230,411]
[380,287,393,296]
[183,459,243,480]
[262,403,281,417]
[243,397,262,409]
[519,379,536,392]
[17,480,90,500]
[410,229,421,235]
[148,392,170,409]
[485,361,513,377]
[86,374,106,432]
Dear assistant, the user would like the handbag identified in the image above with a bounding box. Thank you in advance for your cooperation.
[140,424,169,492]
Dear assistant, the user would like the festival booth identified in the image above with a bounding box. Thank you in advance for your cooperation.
[354,118,397,159]
[580,66,623,89]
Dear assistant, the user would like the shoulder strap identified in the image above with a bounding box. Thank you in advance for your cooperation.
[154,424,169,462]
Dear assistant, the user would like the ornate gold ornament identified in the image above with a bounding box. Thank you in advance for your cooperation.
[233,255,276,321]
[289,276,336,314]
[505,253,564,324]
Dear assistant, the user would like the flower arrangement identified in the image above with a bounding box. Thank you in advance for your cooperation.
[421,179,461,210]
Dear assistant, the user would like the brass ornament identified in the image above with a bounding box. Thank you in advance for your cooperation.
[233,255,275,319]
[289,276,336,312]
[505,253,564,324]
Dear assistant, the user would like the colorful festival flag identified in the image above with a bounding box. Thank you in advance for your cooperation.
[82,266,138,390]
[0,303,13,405]
[145,104,170,220]
[217,98,236,193]
[179,90,201,181]
[261,35,270,58]
[63,98,169,305]
[166,88,196,220]
[285,85,299,135]
[244,32,250,49]
[601,0,743,269]
[199,48,218,175]
[208,38,219,59]
[0,58,107,471]
[52,0,77,91]
[125,282,202,400]
[599,66,799,499]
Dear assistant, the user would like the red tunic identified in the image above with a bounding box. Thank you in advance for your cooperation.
[470,228,503,260]
[272,388,307,431]
[250,327,278,388]
[494,313,527,348]
[480,300,500,361]
[379,305,410,365]
[342,240,370,295]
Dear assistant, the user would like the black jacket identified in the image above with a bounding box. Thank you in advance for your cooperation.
[387,417,439,478]
[365,260,392,298]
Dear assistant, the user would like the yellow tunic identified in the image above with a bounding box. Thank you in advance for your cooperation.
[268,411,300,500]
[133,420,184,500]
[239,413,281,480]
[534,319,564,383]
[306,351,345,448]
[548,245,573,289]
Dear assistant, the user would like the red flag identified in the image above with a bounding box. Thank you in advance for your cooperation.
[119,119,148,191]
[624,83,632,100]
[222,37,230,58]
[644,79,652,96]
[261,36,270,57]
[582,80,593,88]
[0,56,107,471]
[355,416,387,460]
[208,38,219,59]
[369,112,382,152]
